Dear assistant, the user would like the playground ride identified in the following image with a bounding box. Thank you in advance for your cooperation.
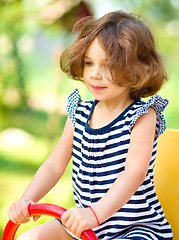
[2,203,99,240]
[154,128,179,240]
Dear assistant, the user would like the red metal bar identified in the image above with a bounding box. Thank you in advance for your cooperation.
[2,204,99,240]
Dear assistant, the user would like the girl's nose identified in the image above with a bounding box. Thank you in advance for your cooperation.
[90,67,102,80]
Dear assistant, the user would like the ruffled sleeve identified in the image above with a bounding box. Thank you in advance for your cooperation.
[66,88,81,126]
[129,94,169,138]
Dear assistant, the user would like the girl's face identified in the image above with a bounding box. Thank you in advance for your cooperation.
[83,37,132,105]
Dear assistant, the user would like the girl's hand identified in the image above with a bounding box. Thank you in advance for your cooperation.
[8,198,40,224]
[61,207,99,238]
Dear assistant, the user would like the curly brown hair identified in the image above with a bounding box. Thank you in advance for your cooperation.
[60,10,168,100]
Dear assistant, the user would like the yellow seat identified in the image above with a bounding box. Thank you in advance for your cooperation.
[154,128,179,240]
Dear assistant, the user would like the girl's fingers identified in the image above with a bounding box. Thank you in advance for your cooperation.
[16,200,30,223]
[61,207,98,238]
[8,199,33,224]
[15,204,30,223]
[9,207,29,224]
[33,215,41,222]
[8,209,16,224]
[61,207,88,238]
[61,208,72,225]
[61,208,80,236]
[61,209,72,228]
[75,224,85,238]
[21,200,31,219]
[70,220,82,238]
[8,203,21,223]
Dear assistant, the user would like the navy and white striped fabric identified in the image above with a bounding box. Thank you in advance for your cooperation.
[66,88,173,240]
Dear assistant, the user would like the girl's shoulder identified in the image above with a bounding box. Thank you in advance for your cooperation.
[127,94,169,138]
[130,94,169,114]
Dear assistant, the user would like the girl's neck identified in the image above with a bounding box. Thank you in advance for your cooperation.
[97,95,133,113]
[88,96,133,129]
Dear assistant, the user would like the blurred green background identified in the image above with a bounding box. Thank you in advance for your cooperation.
[0,0,179,238]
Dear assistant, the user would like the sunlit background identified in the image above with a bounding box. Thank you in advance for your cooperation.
[0,0,179,237]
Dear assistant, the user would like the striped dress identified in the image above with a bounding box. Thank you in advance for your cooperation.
[66,88,173,240]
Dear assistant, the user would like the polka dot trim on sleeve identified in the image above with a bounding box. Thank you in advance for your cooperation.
[129,94,169,137]
[66,88,81,126]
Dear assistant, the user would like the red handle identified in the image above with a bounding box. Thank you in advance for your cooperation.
[2,204,99,240]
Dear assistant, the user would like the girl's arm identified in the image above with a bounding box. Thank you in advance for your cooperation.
[61,108,156,237]
[8,116,74,223]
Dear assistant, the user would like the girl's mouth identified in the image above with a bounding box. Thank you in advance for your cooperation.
[91,85,106,91]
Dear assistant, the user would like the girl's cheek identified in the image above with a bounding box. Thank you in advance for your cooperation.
[83,70,89,79]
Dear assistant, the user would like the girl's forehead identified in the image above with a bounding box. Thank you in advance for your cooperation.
[85,37,107,61]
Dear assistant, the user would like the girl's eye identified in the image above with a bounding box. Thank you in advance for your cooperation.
[85,61,94,67]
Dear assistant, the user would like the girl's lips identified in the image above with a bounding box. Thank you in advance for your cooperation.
[91,85,106,91]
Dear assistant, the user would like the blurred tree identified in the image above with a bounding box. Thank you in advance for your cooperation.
[0,2,22,129]
[108,0,179,22]
[0,1,28,104]
[138,0,178,22]
[0,0,178,131]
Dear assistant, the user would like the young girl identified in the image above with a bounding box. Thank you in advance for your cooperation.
[8,10,173,240]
